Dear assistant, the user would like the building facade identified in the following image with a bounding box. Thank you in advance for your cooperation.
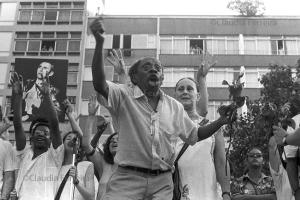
[82,15,300,121]
[0,0,87,136]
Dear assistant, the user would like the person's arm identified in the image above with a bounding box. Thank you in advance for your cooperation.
[82,96,104,179]
[90,18,108,99]
[268,136,281,173]
[90,121,108,149]
[69,165,95,200]
[1,171,14,200]
[213,131,231,200]
[37,75,61,149]
[107,49,128,84]
[232,194,276,200]
[196,51,217,117]
[197,116,228,142]
[273,125,300,146]
[64,99,83,138]
[11,72,26,151]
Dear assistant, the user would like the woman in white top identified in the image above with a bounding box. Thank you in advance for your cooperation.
[56,100,95,200]
[81,96,118,200]
[174,53,231,200]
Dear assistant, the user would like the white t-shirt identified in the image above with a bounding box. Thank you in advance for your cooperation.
[56,161,95,200]
[0,138,17,195]
[15,144,64,200]
[285,114,300,158]
[269,163,294,200]
[175,119,222,200]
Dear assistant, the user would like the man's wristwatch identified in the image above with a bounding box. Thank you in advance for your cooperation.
[222,191,231,198]
[282,135,288,146]
[73,178,79,185]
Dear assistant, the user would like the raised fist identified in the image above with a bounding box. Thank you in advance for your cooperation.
[89,17,105,44]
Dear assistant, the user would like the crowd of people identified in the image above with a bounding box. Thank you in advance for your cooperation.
[0,17,299,200]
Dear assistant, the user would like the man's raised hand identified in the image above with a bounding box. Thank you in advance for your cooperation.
[88,95,99,116]
[10,72,23,96]
[198,51,217,77]
[89,17,105,44]
[106,49,126,75]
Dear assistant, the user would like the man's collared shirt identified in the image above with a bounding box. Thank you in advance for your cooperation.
[15,144,64,200]
[98,81,198,170]
[231,173,276,196]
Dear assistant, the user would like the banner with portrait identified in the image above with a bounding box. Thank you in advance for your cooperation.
[15,58,68,122]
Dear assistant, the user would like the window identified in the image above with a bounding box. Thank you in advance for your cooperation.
[16,32,27,38]
[45,11,57,21]
[0,63,8,89]
[57,32,68,38]
[33,2,44,8]
[112,35,120,49]
[55,40,67,51]
[285,37,300,55]
[206,68,234,87]
[41,40,55,51]
[73,2,85,9]
[67,96,76,104]
[29,32,40,38]
[28,41,40,51]
[46,2,58,8]
[20,2,31,9]
[123,35,131,56]
[174,37,186,54]
[68,41,80,51]
[207,37,225,54]
[271,39,285,55]
[160,37,172,54]
[190,39,203,54]
[244,36,271,55]
[162,67,195,87]
[227,37,239,54]
[103,34,113,49]
[15,41,27,51]
[19,10,31,21]
[58,10,70,22]
[60,2,71,8]
[71,32,81,39]
[67,72,77,85]
[32,10,44,21]
[71,11,83,22]
[43,32,55,38]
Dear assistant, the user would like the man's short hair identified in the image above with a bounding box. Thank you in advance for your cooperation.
[128,57,163,85]
[29,118,50,136]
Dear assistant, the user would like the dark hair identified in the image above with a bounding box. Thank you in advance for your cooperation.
[103,132,118,165]
[175,77,200,92]
[128,57,163,85]
[63,131,84,162]
[29,118,50,136]
[247,146,263,156]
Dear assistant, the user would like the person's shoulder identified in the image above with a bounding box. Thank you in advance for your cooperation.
[77,160,94,168]
[162,92,183,108]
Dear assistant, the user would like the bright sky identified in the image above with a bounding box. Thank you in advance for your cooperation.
[87,0,300,16]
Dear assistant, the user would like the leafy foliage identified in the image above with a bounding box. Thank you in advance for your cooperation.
[227,0,266,16]
[226,64,300,178]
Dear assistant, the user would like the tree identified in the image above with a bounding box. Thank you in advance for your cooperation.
[227,0,266,16]
[226,64,298,178]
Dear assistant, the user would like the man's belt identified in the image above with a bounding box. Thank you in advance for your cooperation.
[120,165,171,176]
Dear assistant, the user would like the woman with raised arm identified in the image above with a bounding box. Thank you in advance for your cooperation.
[81,96,118,200]
[55,100,95,200]
[174,52,231,200]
